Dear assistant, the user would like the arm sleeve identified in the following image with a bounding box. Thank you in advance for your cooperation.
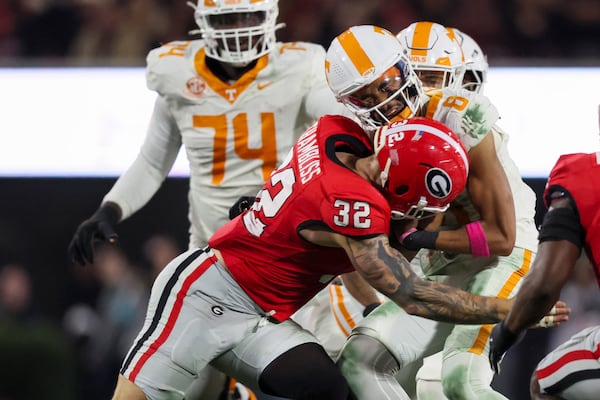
[103,96,182,220]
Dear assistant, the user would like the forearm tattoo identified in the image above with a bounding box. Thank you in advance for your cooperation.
[347,236,505,324]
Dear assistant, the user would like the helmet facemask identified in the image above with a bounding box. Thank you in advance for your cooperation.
[447,27,488,93]
[397,21,467,93]
[342,61,424,130]
[189,0,283,67]
[413,63,466,91]
[462,68,486,93]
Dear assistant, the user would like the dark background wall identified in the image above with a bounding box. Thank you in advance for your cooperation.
[0,177,190,320]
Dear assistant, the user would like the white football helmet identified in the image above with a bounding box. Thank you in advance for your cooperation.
[397,21,465,90]
[447,27,488,93]
[325,25,424,130]
[189,0,283,66]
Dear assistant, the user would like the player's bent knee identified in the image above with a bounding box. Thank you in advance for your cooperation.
[337,334,399,384]
[112,374,147,400]
[441,367,489,400]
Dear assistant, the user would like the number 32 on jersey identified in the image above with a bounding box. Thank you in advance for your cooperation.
[243,167,372,236]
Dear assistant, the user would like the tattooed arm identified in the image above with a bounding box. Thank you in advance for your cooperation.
[345,233,511,324]
[298,226,511,324]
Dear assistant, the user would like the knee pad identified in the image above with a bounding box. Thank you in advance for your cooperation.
[338,334,412,400]
[338,333,400,377]
[416,352,447,400]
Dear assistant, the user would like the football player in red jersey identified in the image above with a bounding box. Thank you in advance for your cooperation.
[490,150,600,400]
[67,1,349,398]
[107,114,537,400]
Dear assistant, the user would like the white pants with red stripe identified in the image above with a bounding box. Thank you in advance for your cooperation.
[338,247,535,400]
[120,247,318,400]
[535,325,600,400]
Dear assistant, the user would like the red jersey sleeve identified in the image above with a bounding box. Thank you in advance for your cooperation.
[319,183,391,238]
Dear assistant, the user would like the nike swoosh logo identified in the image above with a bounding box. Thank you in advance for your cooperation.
[257,82,273,90]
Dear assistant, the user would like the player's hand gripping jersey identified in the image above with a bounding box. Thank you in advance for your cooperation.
[209,115,391,321]
[103,40,347,247]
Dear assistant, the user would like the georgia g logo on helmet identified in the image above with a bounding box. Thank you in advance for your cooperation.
[425,168,452,198]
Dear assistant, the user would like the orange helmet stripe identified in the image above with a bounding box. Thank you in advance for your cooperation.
[338,29,375,76]
[410,21,434,56]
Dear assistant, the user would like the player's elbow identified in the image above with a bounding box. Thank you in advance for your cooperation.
[495,238,515,256]
[490,229,515,256]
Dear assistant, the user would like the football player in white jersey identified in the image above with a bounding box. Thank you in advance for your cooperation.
[68,0,349,259]
[399,23,542,400]
[67,1,349,399]
[325,24,559,400]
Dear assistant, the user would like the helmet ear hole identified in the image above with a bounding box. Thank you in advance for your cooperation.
[395,185,409,195]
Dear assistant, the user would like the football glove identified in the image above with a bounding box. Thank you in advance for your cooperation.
[228,196,255,220]
[68,203,121,266]
[488,321,526,374]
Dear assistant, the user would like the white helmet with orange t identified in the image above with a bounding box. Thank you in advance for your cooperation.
[447,27,488,93]
[325,25,424,130]
[397,21,465,90]
[190,0,284,66]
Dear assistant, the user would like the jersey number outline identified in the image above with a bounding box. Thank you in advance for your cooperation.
[192,112,278,185]
[442,95,468,111]
[244,166,296,236]
[333,200,372,228]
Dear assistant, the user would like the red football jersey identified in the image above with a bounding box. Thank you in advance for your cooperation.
[209,115,392,321]
[544,152,600,286]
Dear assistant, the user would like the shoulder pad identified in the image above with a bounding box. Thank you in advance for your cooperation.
[273,41,326,57]
[429,88,499,151]
[146,40,205,98]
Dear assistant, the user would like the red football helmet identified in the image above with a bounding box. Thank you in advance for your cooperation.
[375,117,469,219]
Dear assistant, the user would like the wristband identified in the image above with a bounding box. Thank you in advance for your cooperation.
[465,221,490,257]
[400,229,438,250]
[399,228,417,242]
[363,302,381,317]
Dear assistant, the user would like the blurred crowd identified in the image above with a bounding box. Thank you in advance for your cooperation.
[0,233,182,400]
[1,0,599,66]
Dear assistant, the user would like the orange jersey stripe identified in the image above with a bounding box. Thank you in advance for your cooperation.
[329,284,356,336]
[468,249,533,355]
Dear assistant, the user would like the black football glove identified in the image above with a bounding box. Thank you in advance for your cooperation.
[488,321,526,374]
[228,196,255,220]
[68,203,121,266]
[400,229,439,251]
